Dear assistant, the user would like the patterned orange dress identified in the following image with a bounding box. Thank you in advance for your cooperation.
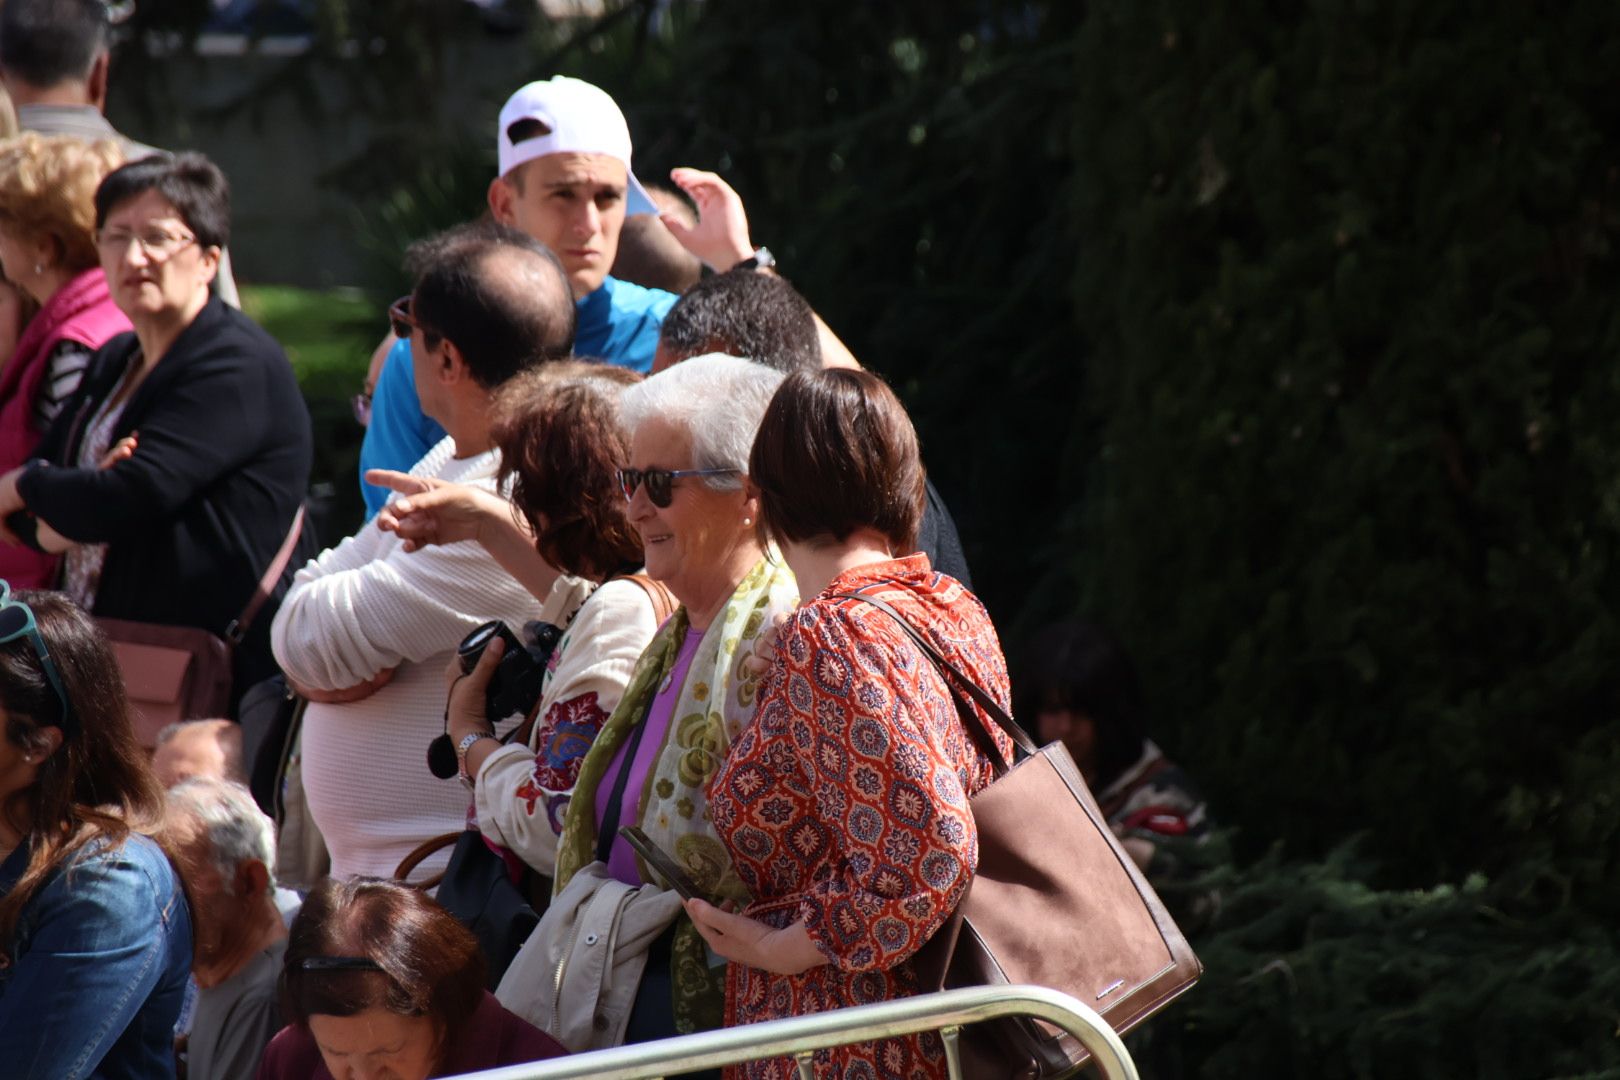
[708,555,1014,1080]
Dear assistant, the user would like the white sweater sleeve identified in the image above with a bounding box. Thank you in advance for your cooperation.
[474,578,661,872]
[270,447,535,692]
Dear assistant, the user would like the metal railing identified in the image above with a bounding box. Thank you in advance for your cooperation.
[449,984,1139,1080]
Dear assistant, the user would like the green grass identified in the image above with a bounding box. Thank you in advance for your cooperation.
[240,284,382,398]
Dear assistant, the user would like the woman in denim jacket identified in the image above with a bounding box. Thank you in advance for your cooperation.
[0,586,192,1078]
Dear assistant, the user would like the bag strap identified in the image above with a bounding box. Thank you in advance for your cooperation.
[394,830,462,890]
[831,591,1038,772]
[227,504,306,645]
[594,712,652,865]
[611,573,677,626]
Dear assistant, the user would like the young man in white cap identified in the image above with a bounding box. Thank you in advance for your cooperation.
[358,76,688,515]
[358,75,853,516]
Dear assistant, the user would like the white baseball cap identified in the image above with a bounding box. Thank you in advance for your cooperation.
[496,76,657,216]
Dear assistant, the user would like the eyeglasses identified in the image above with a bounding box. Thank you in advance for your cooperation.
[0,581,75,738]
[351,391,372,427]
[388,295,441,344]
[94,228,197,263]
[617,467,739,508]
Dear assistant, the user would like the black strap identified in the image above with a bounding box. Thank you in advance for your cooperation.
[831,591,1038,775]
[595,713,652,865]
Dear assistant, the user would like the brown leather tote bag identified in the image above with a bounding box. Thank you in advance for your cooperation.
[835,593,1202,1079]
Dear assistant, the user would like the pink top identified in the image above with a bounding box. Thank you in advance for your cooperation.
[595,624,702,885]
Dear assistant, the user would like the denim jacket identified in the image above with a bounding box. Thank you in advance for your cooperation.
[0,832,193,1078]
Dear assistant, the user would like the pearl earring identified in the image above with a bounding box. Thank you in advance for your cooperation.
[33,263,43,275]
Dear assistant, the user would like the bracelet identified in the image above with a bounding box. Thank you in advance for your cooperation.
[456,730,495,783]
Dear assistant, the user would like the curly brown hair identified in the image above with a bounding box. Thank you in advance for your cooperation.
[490,360,644,581]
[0,133,123,276]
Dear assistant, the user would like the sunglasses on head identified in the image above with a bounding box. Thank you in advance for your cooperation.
[0,582,75,739]
[617,467,740,508]
[388,295,439,342]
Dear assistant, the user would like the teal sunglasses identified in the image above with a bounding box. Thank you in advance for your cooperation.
[0,581,76,738]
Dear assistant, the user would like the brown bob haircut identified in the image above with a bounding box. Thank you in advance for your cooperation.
[750,368,926,554]
[490,360,644,581]
[280,878,485,1046]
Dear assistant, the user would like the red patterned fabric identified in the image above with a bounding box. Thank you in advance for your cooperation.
[516,691,612,832]
[709,555,1013,1080]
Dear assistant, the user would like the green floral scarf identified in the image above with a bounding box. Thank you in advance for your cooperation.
[554,553,799,1034]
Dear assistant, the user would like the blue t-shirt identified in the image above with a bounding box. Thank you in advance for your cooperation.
[574,275,676,373]
[356,275,676,516]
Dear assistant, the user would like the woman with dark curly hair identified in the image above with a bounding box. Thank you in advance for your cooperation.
[259,878,564,1079]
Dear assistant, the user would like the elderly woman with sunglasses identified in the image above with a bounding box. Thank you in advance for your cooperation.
[0,587,192,1076]
[0,152,311,706]
[469,354,790,1056]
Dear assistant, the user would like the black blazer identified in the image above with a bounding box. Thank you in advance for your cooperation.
[14,296,316,695]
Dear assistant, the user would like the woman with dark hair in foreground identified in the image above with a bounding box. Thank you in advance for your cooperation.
[0,587,191,1076]
[259,877,565,1079]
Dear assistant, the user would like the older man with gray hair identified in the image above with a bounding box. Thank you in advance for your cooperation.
[166,778,288,1080]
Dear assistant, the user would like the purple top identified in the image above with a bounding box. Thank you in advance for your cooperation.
[596,626,703,885]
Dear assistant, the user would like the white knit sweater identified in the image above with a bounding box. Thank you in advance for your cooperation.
[270,438,559,882]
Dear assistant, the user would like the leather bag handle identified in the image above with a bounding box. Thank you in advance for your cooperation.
[227,504,306,644]
[394,830,462,890]
[612,572,678,626]
[831,591,1038,774]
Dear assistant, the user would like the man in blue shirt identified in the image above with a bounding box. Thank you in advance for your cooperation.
[358,76,676,515]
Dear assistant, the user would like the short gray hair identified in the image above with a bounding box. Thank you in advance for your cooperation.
[618,353,784,486]
[167,777,277,895]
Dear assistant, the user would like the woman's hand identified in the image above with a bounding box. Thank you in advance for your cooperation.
[663,167,755,271]
[99,433,137,469]
[740,611,791,679]
[684,899,828,976]
[0,465,28,546]
[369,470,516,553]
[289,667,396,704]
[443,636,501,748]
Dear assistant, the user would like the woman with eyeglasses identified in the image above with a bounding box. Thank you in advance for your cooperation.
[686,369,1015,1080]
[0,133,129,589]
[0,586,192,1076]
[260,878,565,1079]
[0,152,312,712]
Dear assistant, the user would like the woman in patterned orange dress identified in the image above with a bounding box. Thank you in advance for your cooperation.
[690,369,1014,1080]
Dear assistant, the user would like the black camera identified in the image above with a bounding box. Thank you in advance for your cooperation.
[426,619,564,781]
[458,618,563,723]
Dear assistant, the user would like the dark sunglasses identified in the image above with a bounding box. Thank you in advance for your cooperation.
[0,582,75,738]
[388,295,439,342]
[617,467,739,508]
